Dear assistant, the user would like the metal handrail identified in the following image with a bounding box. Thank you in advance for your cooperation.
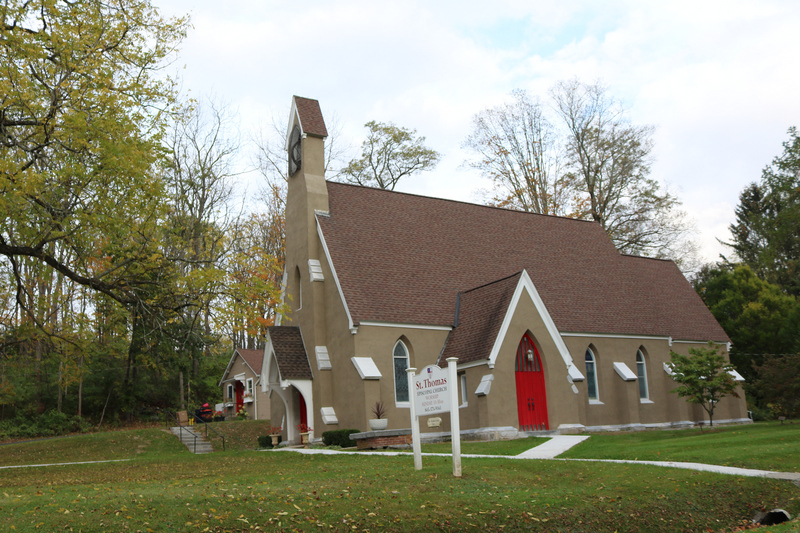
[161,409,198,454]
[191,414,226,451]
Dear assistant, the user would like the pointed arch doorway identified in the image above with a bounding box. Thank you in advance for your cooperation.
[515,332,549,431]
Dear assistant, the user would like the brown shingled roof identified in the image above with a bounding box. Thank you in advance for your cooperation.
[440,272,522,365]
[294,96,328,138]
[317,182,729,343]
[235,348,263,375]
[268,326,313,380]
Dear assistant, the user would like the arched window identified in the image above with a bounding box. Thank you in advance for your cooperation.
[636,349,649,400]
[585,348,599,401]
[393,341,410,404]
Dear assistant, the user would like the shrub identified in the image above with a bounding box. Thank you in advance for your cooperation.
[321,429,360,447]
[257,435,282,449]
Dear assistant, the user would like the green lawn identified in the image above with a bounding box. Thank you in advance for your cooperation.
[0,427,798,532]
[414,436,549,455]
[560,421,800,472]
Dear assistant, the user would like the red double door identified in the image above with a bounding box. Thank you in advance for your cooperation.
[515,333,549,431]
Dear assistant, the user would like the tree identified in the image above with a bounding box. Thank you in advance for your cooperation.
[727,127,800,296]
[693,264,799,384]
[463,90,580,215]
[463,81,697,268]
[667,343,740,427]
[754,354,800,419]
[339,121,440,190]
[0,0,188,312]
[550,79,695,261]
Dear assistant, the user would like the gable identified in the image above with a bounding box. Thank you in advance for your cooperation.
[441,270,584,379]
[218,348,262,387]
[266,326,313,381]
[316,181,729,343]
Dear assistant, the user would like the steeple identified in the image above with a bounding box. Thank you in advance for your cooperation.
[282,96,328,332]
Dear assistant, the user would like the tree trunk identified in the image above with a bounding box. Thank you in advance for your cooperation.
[57,360,63,413]
[179,371,185,410]
[77,355,83,417]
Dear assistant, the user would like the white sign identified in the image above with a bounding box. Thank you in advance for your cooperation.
[414,364,451,415]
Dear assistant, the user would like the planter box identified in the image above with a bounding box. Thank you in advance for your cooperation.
[369,419,388,431]
[243,397,254,404]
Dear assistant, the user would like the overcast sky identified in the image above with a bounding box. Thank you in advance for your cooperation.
[158,0,800,264]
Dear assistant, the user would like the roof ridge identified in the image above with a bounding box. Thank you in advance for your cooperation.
[326,181,601,225]
[461,270,523,294]
[620,253,675,263]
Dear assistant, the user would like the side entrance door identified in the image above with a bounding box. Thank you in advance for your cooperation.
[235,381,244,413]
[515,333,549,431]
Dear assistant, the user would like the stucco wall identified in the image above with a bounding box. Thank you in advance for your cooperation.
[220,354,270,420]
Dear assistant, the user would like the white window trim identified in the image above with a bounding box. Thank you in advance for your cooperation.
[393,340,410,406]
[585,348,599,402]
[459,374,468,408]
[636,349,650,401]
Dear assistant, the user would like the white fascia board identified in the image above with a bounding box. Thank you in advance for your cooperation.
[671,338,730,345]
[284,99,307,150]
[561,332,730,346]
[487,270,582,380]
[728,369,745,382]
[613,362,637,381]
[561,332,670,341]
[316,216,357,334]
[263,330,282,390]
[359,321,452,332]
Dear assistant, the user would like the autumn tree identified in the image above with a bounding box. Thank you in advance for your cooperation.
[339,121,440,190]
[726,127,800,296]
[667,343,740,427]
[0,0,188,318]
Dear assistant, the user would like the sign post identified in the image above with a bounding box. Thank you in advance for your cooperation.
[408,363,462,477]
[406,367,422,470]
[446,357,462,477]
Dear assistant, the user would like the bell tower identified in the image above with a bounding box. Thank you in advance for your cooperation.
[282,96,328,345]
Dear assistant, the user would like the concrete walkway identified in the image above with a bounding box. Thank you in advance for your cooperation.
[275,435,800,484]
[0,459,131,470]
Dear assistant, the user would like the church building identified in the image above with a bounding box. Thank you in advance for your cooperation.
[261,96,749,444]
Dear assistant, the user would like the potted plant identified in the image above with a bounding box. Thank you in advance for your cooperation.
[369,401,388,431]
[297,423,312,447]
[213,410,225,422]
[268,426,282,447]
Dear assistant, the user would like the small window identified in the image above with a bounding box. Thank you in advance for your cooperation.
[636,349,649,400]
[460,374,468,407]
[585,348,599,401]
[246,378,254,396]
[227,384,233,401]
[393,340,410,404]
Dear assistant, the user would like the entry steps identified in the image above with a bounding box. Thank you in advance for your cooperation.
[169,426,214,454]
